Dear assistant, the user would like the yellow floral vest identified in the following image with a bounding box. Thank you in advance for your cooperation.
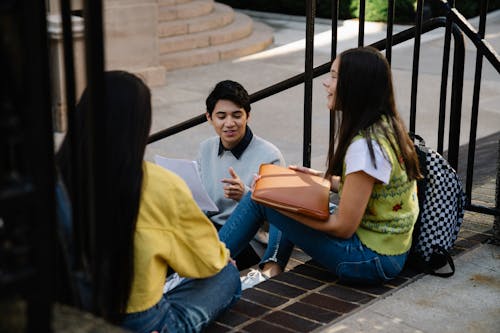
[339,127,419,255]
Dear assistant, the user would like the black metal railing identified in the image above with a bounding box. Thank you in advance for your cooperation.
[148,0,500,217]
[0,1,56,331]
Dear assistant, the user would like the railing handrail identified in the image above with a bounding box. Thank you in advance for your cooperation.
[146,4,499,218]
[149,16,500,144]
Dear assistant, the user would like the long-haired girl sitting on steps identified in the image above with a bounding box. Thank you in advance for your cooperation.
[219,46,422,287]
[58,71,241,333]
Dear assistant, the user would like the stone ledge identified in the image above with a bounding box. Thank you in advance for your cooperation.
[158,12,252,54]
[158,0,214,22]
[157,2,234,38]
[159,21,272,71]
[53,304,130,333]
[0,300,129,333]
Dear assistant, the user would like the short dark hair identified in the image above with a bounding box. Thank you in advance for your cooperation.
[205,80,251,116]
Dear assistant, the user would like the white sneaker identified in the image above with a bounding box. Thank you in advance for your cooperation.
[240,269,269,291]
[163,273,185,293]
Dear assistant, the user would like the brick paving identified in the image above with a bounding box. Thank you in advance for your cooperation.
[207,226,493,333]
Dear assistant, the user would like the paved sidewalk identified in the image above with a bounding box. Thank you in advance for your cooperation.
[320,243,499,333]
[147,9,500,333]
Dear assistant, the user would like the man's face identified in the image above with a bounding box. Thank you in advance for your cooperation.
[207,99,249,150]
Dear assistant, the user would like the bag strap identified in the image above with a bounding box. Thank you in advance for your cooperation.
[408,132,425,146]
[429,247,455,277]
[411,247,456,278]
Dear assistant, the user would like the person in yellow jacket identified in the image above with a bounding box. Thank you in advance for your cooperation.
[57,71,240,333]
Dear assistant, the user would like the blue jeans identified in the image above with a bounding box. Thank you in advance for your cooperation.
[121,263,241,333]
[261,224,294,270]
[219,193,408,284]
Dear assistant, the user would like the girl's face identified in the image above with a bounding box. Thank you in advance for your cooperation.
[323,58,340,110]
[206,99,249,150]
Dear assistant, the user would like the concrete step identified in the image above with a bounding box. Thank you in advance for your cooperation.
[158,0,192,5]
[159,12,252,54]
[159,21,273,71]
[158,0,214,22]
[158,2,234,38]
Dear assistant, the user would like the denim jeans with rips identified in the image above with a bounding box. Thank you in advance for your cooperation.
[121,263,241,333]
[260,224,295,270]
[219,192,408,284]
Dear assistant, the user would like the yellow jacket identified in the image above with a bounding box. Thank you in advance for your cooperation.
[126,162,229,313]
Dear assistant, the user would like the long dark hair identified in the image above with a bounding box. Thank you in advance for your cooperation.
[326,46,421,181]
[57,71,152,322]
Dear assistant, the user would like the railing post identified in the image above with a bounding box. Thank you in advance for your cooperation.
[494,139,500,240]
[446,31,465,170]
[303,0,315,167]
[437,0,454,154]
[410,0,425,133]
[329,0,339,154]
[82,0,106,313]
[358,0,365,46]
[386,0,395,65]
[465,0,487,206]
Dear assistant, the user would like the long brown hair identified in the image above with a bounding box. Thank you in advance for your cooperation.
[57,71,152,322]
[326,47,421,181]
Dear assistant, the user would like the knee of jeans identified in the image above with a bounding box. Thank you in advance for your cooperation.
[121,297,168,333]
[225,266,242,307]
[223,263,242,298]
[336,257,390,285]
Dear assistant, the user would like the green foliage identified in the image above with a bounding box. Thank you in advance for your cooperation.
[317,0,356,19]
[454,0,500,18]
[455,0,479,18]
[427,0,500,19]
[217,1,355,20]
[350,0,416,23]
[218,0,500,21]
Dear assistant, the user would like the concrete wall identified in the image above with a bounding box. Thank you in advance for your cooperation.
[47,0,166,88]
[47,14,86,132]
[103,0,165,86]
[47,0,166,131]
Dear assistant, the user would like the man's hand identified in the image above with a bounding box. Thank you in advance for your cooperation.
[221,167,245,201]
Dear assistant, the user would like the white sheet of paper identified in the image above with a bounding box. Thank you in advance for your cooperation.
[154,155,219,212]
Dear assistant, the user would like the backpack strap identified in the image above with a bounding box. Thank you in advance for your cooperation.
[428,246,455,277]
[408,247,456,277]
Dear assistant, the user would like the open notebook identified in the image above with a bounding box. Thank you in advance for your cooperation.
[154,155,218,212]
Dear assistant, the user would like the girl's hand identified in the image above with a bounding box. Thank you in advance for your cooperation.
[289,164,323,177]
[228,257,237,268]
[221,167,245,201]
[330,175,341,193]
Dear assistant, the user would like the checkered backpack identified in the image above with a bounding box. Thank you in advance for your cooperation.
[407,134,466,277]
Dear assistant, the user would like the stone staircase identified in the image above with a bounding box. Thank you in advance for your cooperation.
[157,0,273,71]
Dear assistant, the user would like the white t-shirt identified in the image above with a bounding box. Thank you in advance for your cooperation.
[344,138,392,184]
